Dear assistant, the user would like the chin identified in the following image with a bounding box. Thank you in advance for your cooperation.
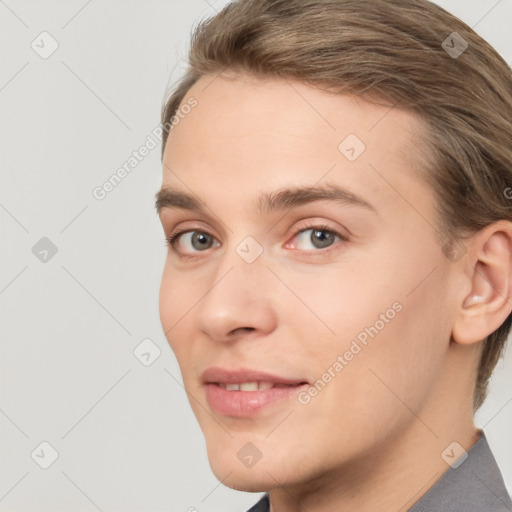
[209,460,285,493]
[205,445,269,490]
[219,473,273,493]
[206,443,312,494]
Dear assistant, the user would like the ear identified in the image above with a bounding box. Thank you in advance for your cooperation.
[452,221,512,345]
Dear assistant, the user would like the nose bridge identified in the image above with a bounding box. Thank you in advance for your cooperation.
[194,234,276,340]
[212,232,268,291]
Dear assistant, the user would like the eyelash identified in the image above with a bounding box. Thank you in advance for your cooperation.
[165,222,347,260]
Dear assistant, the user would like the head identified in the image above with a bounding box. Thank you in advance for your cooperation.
[155,0,512,493]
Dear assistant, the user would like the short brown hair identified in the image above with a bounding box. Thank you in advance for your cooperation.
[160,0,512,411]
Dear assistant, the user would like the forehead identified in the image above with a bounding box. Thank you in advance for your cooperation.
[165,72,424,169]
[161,72,434,225]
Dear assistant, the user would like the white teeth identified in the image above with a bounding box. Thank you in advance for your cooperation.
[240,382,259,391]
[217,381,277,391]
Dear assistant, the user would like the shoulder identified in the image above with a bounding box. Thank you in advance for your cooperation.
[409,432,512,512]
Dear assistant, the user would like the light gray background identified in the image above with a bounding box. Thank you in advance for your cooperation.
[1,1,511,511]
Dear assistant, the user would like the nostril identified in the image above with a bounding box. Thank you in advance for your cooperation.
[233,327,255,335]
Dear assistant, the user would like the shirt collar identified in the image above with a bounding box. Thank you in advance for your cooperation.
[409,429,512,511]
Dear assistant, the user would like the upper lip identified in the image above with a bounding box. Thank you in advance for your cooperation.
[201,366,308,385]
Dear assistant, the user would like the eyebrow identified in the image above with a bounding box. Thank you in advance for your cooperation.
[154,182,376,216]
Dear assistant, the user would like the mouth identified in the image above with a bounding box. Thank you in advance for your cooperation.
[217,381,305,391]
[201,366,308,386]
[201,367,310,417]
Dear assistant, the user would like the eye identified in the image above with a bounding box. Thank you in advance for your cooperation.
[165,223,347,258]
[166,229,220,254]
[288,224,346,252]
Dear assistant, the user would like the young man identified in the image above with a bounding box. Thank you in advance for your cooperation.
[155,0,512,510]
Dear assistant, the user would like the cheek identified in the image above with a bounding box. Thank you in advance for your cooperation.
[290,246,450,408]
[158,263,192,352]
[158,265,174,336]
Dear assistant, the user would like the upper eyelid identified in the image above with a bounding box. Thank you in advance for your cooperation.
[168,223,342,240]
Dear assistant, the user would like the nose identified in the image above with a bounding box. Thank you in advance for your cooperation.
[194,246,278,343]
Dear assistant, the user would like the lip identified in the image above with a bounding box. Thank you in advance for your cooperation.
[201,366,308,385]
[201,366,309,417]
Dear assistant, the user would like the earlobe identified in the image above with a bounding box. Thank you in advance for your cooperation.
[452,224,512,346]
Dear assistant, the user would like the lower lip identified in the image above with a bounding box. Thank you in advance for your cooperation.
[205,383,309,417]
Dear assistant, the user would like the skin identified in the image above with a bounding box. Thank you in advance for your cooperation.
[156,72,512,512]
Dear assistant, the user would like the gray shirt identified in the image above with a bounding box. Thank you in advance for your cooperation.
[245,431,512,511]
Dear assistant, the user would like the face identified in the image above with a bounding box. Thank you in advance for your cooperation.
[156,73,459,492]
